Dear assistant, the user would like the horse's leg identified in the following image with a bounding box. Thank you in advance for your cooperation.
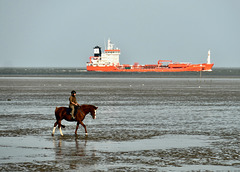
[52,121,58,136]
[75,122,79,135]
[80,121,88,136]
[59,127,63,136]
[58,120,64,136]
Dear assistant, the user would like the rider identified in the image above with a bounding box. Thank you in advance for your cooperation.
[69,90,80,119]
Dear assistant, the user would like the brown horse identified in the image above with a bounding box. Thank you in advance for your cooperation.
[52,104,98,136]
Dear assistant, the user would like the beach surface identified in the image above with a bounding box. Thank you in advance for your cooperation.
[0,77,240,171]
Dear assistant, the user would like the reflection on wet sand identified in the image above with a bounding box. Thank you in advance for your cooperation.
[53,136,88,157]
[52,136,98,170]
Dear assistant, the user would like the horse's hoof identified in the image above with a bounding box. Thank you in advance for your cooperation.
[85,133,88,136]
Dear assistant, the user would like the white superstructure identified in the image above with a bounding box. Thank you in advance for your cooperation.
[88,39,120,67]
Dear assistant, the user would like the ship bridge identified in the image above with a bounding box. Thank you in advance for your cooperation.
[87,39,120,67]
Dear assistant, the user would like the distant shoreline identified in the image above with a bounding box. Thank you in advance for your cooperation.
[0,67,239,78]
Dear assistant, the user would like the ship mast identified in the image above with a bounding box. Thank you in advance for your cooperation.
[107,39,114,50]
[207,50,211,64]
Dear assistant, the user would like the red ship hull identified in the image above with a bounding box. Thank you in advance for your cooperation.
[87,63,214,72]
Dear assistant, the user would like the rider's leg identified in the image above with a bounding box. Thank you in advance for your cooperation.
[70,105,75,119]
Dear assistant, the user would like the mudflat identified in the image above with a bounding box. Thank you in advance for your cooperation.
[0,77,240,171]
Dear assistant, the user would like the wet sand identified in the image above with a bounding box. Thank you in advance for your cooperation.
[0,77,240,171]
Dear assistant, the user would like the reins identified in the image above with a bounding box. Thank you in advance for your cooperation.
[79,108,84,116]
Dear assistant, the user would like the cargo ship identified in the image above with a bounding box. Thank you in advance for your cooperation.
[86,39,214,72]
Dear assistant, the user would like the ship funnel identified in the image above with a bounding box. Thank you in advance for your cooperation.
[207,50,211,64]
[94,46,101,57]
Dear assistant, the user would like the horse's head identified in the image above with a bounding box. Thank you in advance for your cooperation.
[90,105,98,119]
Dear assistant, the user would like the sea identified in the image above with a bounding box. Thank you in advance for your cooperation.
[0,67,240,171]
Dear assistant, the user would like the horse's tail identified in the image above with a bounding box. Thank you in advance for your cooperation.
[55,107,61,120]
[55,107,59,117]
[54,107,65,128]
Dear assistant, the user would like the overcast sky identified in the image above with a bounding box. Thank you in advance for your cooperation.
[0,0,239,68]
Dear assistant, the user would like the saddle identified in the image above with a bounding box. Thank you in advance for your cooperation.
[67,106,80,116]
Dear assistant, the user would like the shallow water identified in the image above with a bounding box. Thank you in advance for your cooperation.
[0,77,240,171]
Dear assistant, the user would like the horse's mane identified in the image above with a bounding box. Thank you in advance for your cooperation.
[80,104,96,109]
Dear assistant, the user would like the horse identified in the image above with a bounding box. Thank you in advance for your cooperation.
[52,104,98,136]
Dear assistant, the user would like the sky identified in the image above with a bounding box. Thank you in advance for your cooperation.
[0,0,240,68]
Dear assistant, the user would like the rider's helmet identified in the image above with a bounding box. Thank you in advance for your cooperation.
[71,90,76,95]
